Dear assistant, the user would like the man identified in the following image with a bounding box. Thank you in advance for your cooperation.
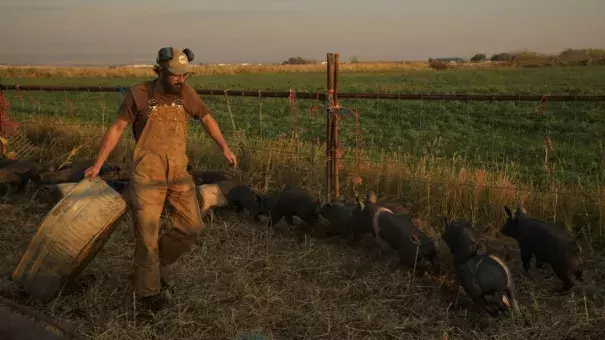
[84,47,237,311]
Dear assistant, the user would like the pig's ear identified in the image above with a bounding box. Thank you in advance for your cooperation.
[366,191,377,204]
[355,195,365,210]
[504,205,512,219]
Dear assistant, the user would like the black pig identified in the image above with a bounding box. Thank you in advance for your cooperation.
[319,200,356,226]
[320,198,411,232]
[318,200,361,237]
[377,200,412,216]
[36,159,118,185]
[0,159,50,200]
[355,191,440,275]
[501,205,584,293]
[106,178,130,194]
[259,186,321,228]
[189,169,239,186]
[318,199,409,239]
[348,193,416,243]
[226,184,264,220]
[442,218,521,317]
[0,305,68,340]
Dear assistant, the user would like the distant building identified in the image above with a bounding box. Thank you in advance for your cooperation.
[432,57,466,64]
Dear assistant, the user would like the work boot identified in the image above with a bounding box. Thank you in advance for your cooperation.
[160,264,171,288]
[138,291,169,312]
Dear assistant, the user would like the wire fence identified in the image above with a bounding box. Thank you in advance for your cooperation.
[1,65,605,248]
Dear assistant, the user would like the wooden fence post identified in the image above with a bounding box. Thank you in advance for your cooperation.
[325,53,335,202]
[0,92,5,158]
[332,53,340,199]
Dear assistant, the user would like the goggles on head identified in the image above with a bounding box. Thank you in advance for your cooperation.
[156,47,195,64]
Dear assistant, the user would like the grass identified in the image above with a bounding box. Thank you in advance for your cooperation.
[0,64,605,339]
[0,62,432,78]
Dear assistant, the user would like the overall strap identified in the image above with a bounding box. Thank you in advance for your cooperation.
[174,94,183,106]
[147,80,158,109]
[132,80,156,142]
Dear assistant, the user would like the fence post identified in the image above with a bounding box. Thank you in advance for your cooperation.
[0,91,5,158]
[332,53,341,199]
[325,53,336,202]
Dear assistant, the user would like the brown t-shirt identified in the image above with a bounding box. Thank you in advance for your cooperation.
[117,80,210,123]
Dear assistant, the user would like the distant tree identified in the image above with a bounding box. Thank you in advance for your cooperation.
[490,53,512,62]
[559,48,605,65]
[282,57,313,65]
[349,55,359,63]
[470,53,487,62]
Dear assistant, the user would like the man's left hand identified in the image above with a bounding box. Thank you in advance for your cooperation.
[223,146,237,168]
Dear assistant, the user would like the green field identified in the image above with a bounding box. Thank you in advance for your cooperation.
[1,65,605,339]
[3,65,605,190]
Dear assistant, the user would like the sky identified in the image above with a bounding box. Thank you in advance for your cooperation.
[0,0,604,66]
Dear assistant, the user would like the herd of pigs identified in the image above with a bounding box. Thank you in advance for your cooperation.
[0,157,587,322]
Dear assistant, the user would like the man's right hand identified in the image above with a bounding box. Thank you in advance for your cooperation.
[222,146,238,169]
[83,116,129,181]
[84,164,102,180]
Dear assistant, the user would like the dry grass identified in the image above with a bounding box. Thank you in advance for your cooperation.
[0,61,521,78]
[0,119,604,339]
[0,63,426,78]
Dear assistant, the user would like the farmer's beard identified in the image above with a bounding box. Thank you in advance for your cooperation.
[160,76,184,95]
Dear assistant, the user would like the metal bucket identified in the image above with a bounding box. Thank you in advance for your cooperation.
[11,177,128,299]
[196,184,228,215]
[54,182,78,197]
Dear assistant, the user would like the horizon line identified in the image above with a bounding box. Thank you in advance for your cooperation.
[0,47,602,68]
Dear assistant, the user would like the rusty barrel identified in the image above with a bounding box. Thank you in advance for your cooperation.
[11,177,128,299]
